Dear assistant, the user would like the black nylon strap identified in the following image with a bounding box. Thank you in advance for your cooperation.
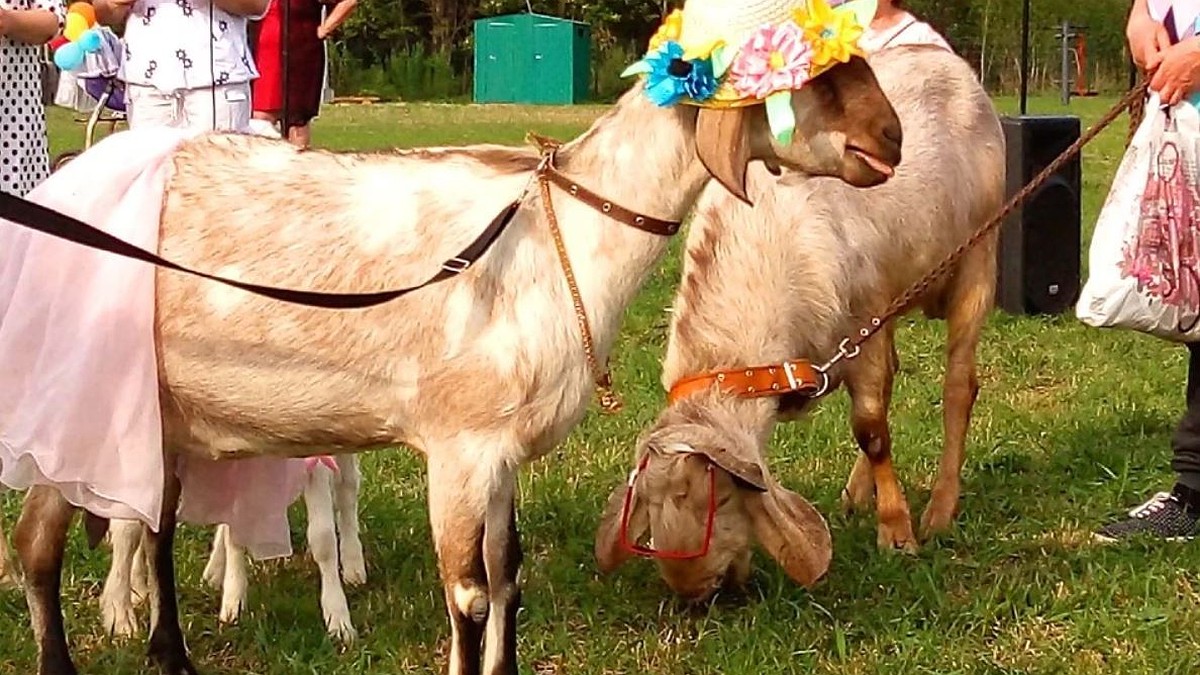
[0,190,519,310]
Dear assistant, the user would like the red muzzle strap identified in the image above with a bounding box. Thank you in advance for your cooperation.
[618,454,718,560]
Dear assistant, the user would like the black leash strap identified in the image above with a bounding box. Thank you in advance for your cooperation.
[0,190,520,310]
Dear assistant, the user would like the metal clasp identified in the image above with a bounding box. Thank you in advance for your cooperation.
[442,257,471,274]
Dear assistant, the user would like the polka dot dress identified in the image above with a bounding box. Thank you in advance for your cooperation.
[1,0,65,197]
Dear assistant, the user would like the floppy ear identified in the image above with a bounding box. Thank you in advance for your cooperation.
[696,108,754,205]
[744,485,832,588]
[676,441,767,492]
[595,480,646,574]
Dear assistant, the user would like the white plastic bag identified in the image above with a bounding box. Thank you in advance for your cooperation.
[1077,93,1200,340]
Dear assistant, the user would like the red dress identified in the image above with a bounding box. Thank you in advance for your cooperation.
[249,0,326,127]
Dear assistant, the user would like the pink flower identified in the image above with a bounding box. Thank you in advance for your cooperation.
[729,21,813,100]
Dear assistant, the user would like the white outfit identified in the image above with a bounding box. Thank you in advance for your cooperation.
[859,11,953,54]
[118,0,262,131]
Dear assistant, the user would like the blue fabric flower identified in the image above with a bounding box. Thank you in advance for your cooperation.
[644,41,718,107]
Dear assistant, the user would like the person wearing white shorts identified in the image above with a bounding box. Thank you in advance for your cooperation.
[93,0,268,132]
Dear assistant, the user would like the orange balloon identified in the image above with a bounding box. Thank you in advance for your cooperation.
[67,2,96,26]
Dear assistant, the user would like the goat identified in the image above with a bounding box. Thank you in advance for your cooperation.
[98,454,365,643]
[36,150,369,644]
[595,45,1006,600]
[8,56,902,675]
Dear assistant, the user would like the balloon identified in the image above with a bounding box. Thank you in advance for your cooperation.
[77,27,102,53]
[63,12,88,41]
[67,2,97,26]
[53,42,85,71]
[48,35,69,51]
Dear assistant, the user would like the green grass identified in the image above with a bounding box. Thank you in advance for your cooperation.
[5,93,1200,674]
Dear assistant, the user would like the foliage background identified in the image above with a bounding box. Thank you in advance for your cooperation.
[325,0,1138,101]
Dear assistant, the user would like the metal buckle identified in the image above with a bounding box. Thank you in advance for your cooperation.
[442,257,471,274]
[782,360,801,390]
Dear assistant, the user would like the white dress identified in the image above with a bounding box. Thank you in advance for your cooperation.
[859,11,953,54]
[0,0,65,196]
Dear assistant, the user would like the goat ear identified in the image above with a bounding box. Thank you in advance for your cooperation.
[683,443,767,492]
[696,108,753,206]
[594,481,645,574]
[744,485,831,588]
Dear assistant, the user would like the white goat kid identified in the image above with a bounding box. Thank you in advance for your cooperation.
[98,454,365,643]
[13,39,902,675]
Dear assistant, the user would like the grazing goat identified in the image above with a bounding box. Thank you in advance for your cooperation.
[11,56,902,675]
[595,46,1006,600]
[98,454,365,643]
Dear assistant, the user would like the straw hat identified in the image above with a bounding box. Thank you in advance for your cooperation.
[623,0,877,142]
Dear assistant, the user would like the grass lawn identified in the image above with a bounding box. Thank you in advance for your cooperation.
[4,92,1200,674]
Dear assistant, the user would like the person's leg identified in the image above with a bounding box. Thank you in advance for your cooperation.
[125,84,181,130]
[1096,343,1200,541]
[180,83,252,133]
[287,122,311,149]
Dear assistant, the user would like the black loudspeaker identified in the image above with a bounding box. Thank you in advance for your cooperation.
[996,115,1083,315]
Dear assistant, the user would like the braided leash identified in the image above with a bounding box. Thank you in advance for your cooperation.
[812,82,1150,375]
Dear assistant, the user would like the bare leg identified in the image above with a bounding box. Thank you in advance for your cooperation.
[287,123,311,149]
[15,486,78,675]
[304,462,355,643]
[920,267,991,539]
[844,325,917,552]
[100,520,144,637]
[144,472,197,675]
[333,454,366,586]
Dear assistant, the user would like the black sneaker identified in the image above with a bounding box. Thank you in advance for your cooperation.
[1094,491,1200,542]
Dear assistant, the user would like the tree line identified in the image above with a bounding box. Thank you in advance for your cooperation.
[327,0,1137,101]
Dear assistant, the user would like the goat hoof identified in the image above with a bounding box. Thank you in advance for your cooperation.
[148,643,199,675]
[217,599,244,626]
[340,553,367,586]
[839,487,874,516]
[876,522,919,555]
[918,504,958,542]
[100,593,140,638]
[37,650,80,675]
[326,614,358,645]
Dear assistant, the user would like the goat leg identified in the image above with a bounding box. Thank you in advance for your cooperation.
[15,486,77,675]
[920,273,989,540]
[844,325,917,553]
[145,470,198,675]
[333,454,366,587]
[304,461,356,643]
[100,520,144,638]
[429,455,492,675]
[481,472,521,675]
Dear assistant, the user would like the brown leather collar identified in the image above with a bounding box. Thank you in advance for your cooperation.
[667,359,828,404]
[536,151,681,237]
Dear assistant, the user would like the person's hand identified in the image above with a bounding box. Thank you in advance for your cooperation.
[1128,9,1172,72]
[316,23,331,39]
[1151,38,1200,105]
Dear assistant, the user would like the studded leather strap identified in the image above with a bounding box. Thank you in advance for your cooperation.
[667,359,826,404]
[538,155,682,237]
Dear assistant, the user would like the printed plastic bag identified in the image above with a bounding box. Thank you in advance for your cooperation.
[1076,93,1200,340]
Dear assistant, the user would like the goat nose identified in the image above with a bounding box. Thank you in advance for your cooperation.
[884,121,903,150]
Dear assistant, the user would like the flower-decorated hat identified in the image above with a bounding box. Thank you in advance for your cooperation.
[622,0,877,145]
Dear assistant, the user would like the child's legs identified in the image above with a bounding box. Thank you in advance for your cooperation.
[125,84,182,130]
[179,83,253,133]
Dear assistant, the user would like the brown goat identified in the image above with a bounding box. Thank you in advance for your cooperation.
[596,45,1006,600]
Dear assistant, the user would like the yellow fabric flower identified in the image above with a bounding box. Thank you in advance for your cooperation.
[648,9,685,53]
[794,0,865,73]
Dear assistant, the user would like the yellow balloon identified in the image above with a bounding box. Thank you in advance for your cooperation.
[63,12,88,41]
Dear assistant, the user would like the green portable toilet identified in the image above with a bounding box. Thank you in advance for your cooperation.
[473,12,591,105]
